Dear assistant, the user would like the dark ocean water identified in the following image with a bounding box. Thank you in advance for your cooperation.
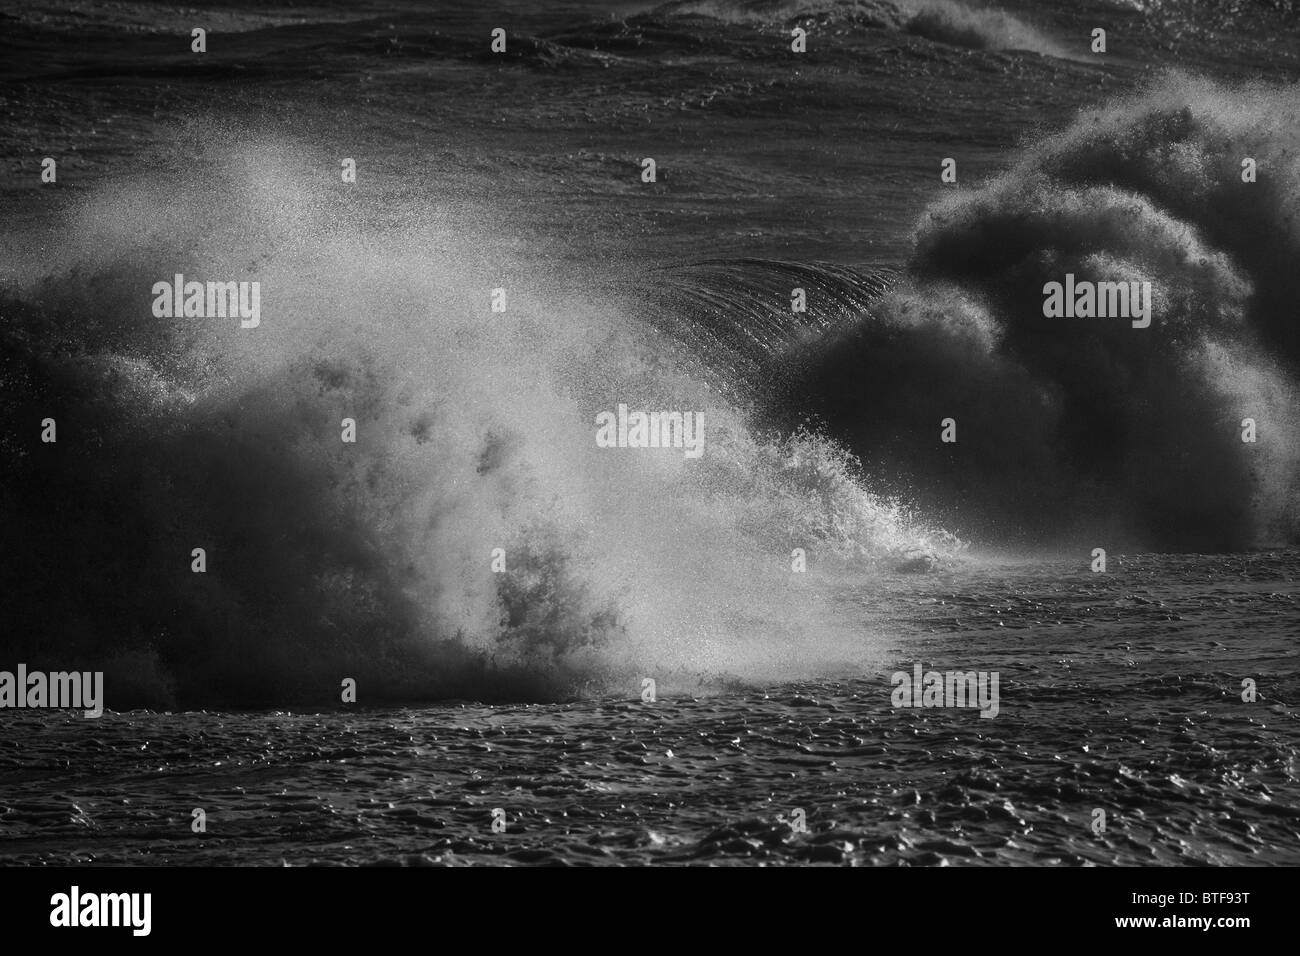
[2,552,1297,865]
[1,0,1299,864]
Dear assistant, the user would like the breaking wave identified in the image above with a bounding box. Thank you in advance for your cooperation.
[782,75,1300,550]
[0,145,953,709]
[650,0,1068,56]
[4,72,1298,710]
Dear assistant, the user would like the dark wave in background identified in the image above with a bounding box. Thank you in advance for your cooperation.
[1,0,1299,707]
[766,78,1300,550]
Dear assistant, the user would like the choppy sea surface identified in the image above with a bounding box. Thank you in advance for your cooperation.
[2,0,1300,864]
[3,552,1297,865]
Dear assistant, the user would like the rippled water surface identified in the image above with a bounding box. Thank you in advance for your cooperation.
[4,552,1296,866]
